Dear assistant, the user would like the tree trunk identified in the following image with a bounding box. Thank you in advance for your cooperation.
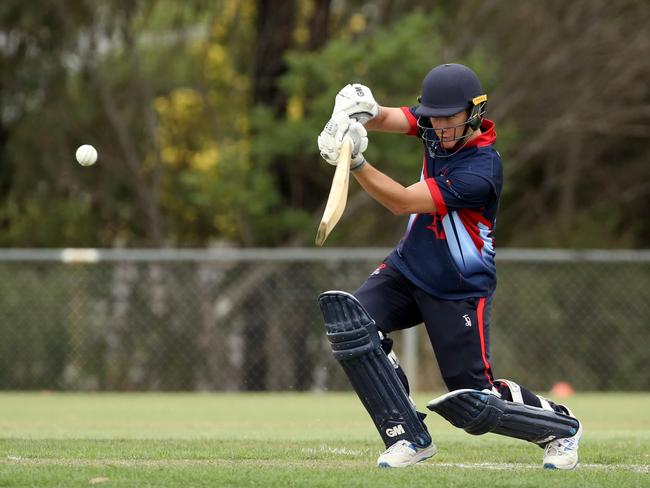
[252,0,297,113]
[307,0,332,50]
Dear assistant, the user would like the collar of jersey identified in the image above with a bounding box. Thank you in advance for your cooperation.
[463,119,496,149]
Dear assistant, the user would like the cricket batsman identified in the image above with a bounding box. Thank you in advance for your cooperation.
[316,63,583,469]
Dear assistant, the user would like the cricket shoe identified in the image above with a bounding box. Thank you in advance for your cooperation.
[543,415,583,470]
[377,439,437,468]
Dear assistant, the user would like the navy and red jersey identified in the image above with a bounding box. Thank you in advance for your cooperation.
[386,106,503,300]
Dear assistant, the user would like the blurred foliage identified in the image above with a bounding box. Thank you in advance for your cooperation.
[0,0,648,247]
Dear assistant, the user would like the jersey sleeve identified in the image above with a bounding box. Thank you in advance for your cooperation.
[400,106,420,137]
[425,172,496,216]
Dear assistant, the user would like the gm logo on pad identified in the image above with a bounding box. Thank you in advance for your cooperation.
[386,425,405,437]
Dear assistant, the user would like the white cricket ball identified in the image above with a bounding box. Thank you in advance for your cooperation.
[76,144,98,166]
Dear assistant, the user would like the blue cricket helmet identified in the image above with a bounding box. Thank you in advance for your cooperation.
[414,63,485,118]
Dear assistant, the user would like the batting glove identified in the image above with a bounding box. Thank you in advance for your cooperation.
[348,120,368,172]
[318,111,351,166]
[332,83,379,125]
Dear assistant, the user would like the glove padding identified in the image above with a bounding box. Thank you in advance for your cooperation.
[347,120,368,172]
[317,112,368,172]
[332,83,379,125]
[318,111,351,165]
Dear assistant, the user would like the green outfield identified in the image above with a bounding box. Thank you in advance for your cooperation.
[1,392,648,487]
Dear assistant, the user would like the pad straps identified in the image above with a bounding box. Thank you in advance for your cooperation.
[496,378,555,412]
[495,378,524,403]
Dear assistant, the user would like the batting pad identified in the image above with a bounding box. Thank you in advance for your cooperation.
[319,291,431,448]
[427,389,579,445]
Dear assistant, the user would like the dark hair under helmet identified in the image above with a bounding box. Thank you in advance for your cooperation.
[414,63,483,118]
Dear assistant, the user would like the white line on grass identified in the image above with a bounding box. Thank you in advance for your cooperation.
[429,462,650,473]
[300,444,370,457]
[4,456,649,473]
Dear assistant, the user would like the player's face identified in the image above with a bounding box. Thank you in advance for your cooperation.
[430,111,469,149]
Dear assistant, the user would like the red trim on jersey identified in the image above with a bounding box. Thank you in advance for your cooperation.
[425,178,448,216]
[477,298,493,386]
[401,106,419,137]
[457,209,493,252]
[465,119,496,148]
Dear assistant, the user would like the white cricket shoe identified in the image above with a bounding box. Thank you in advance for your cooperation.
[543,419,583,470]
[377,439,437,468]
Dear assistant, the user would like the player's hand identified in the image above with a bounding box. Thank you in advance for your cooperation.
[317,111,351,166]
[348,120,368,172]
[332,83,379,125]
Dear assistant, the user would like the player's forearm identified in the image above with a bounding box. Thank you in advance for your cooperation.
[352,162,410,215]
[365,106,410,133]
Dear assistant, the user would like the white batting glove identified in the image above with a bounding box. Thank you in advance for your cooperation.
[348,120,368,172]
[317,111,351,166]
[332,83,379,125]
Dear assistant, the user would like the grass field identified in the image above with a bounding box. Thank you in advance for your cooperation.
[1,392,648,487]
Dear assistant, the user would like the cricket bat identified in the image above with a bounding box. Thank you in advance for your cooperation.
[315,138,352,246]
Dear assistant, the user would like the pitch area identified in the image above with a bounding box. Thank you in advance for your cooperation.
[1,392,648,487]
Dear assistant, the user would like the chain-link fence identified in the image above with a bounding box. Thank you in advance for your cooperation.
[1,248,648,392]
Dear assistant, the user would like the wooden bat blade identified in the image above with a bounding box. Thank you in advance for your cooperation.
[315,138,352,246]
